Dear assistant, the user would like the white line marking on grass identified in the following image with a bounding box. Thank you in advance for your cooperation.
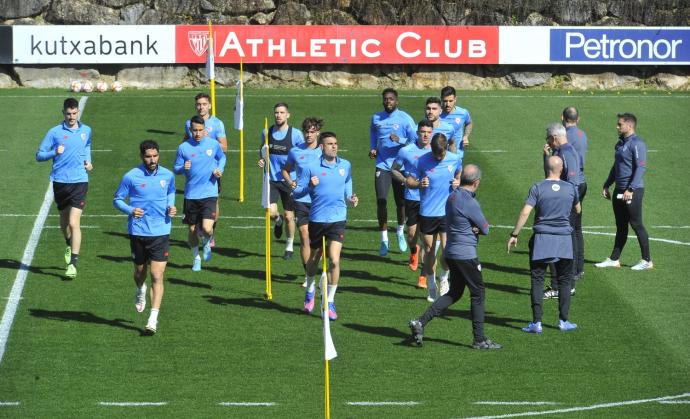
[0,402,20,406]
[0,185,53,365]
[99,402,167,406]
[474,402,559,406]
[466,150,506,153]
[347,401,420,406]
[218,402,277,406]
[45,225,100,229]
[92,149,112,152]
[583,230,690,246]
[658,400,690,404]
[460,392,690,419]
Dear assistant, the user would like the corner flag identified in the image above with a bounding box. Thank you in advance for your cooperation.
[322,238,337,361]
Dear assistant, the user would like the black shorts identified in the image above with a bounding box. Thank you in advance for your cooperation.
[374,169,405,206]
[419,215,446,235]
[130,235,170,265]
[53,182,88,211]
[405,199,420,227]
[183,198,218,225]
[217,177,222,194]
[269,181,295,211]
[309,221,346,249]
[294,201,311,227]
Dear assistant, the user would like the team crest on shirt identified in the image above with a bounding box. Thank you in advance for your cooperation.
[455,117,462,124]
[339,169,345,176]
[392,124,399,130]
[160,180,167,188]
[448,164,454,172]
[81,133,87,141]
[552,184,561,192]
[206,149,213,156]
[207,126,213,133]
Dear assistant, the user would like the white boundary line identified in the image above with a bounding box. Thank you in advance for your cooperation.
[347,401,420,406]
[99,402,167,406]
[218,402,277,406]
[474,402,559,406]
[460,392,690,419]
[658,400,690,404]
[0,402,20,406]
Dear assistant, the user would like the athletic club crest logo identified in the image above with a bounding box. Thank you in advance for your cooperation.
[81,133,87,140]
[160,180,166,188]
[552,183,561,192]
[392,124,400,130]
[339,169,345,176]
[447,164,454,172]
[455,117,462,124]
[206,149,213,156]
[188,31,210,57]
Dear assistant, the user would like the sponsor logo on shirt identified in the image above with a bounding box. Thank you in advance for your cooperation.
[552,183,561,192]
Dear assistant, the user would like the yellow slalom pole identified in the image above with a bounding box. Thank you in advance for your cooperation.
[208,20,216,116]
[323,236,330,419]
[239,59,244,203]
[264,117,272,301]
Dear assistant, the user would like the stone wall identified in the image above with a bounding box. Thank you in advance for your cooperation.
[2,0,689,90]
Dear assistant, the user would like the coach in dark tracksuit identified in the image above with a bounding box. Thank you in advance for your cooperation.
[408,164,501,350]
[542,122,585,298]
[508,156,581,333]
[596,113,653,271]
[563,107,588,279]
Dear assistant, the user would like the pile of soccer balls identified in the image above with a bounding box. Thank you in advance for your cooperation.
[70,80,123,93]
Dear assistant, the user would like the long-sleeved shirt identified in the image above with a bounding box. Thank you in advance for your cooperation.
[113,164,176,236]
[414,151,462,217]
[370,108,416,171]
[604,133,648,191]
[36,121,92,183]
[394,142,431,201]
[441,105,472,151]
[293,156,353,223]
[174,137,226,199]
[286,144,322,204]
[551,143,585,186]
[444,188,489,260]
[566,125,588,169]
[185,115,226,143]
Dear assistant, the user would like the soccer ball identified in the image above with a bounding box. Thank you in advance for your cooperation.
[81,81,93,92]
[111,81,123,92]
[70,80,82,93]
[96,81,108,93]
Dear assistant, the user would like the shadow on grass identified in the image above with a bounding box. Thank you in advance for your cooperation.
[341,323,472,348]
[338,285,418,300]
[168,277,212,289]
[341,251,395,264]
[29,308,144,334]
[203,295,304,316]
[481,261,531,277]
[146,128,177,135]
[212,246,264,259]
[441,308,533,331]
[341,269,417,288]
[0,258,67,281]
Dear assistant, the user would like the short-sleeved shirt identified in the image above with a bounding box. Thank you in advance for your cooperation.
[174,137,226,199]
[444,188,490,260]
[394,142,431,201]
[36,121,92,183]
[113,164,176,237]
[525,179,579,261]
[415,151,462,217]
[370,109,417,171]
[287,144,322,204]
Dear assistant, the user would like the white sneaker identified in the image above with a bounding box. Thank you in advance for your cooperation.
[595,258,621,268]
[301,278,308,288]
[439,277,449,296]
[134,284,147,313]
[145,318,157,334]
[631,260,654,271]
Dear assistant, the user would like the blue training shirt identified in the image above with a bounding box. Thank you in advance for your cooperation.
[286,144,322,204]
[566,125,588,169]
[444,188,490,260]
[174,136,226,199]
[113,164,176,236]
[293,156,353,223]
[394,142,431,201]
[370,108,416,171]
[261,126,305,182]
[415,151,462,217]
[36,121,92,183]
[441,106,471,152]
[185,115,226,143]
[604,133,648,191]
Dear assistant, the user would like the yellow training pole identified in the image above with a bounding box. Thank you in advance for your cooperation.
[208,20,216,116]
[264,117,272,300]
[239,59,244,203]
[323,236,330,419]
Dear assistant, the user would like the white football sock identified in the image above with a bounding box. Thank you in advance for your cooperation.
[327,284,338,303]
[380,230,388,242]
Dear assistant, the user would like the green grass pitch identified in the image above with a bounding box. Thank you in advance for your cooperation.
[0,88,688,418]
